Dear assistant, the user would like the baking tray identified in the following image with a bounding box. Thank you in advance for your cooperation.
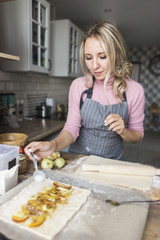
[0,170,149,240]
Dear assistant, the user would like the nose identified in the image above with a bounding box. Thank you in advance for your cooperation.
[92,58,99,69]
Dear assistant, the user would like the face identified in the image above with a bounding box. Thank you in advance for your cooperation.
[84,36,109,81]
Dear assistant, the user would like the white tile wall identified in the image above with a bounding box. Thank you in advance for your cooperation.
[0,70,73,116]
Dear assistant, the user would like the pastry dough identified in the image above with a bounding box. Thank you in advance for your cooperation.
[0,179,91,240]
[74,155,151,190]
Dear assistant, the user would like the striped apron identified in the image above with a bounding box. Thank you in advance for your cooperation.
[69,87,128,160]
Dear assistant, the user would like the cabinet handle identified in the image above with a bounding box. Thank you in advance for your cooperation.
[48,59,52,71]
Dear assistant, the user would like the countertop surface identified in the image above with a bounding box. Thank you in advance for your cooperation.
[0,118,65,143]
[16,151,160,240]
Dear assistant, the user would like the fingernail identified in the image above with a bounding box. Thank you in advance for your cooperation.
[35,155,40,160]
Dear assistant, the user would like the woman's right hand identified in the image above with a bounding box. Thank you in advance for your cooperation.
[24,141,56,161]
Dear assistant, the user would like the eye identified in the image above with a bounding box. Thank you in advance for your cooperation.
[85,56,92,60]
[100,55,106,59]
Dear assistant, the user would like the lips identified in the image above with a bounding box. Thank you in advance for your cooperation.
[94,71,102,77]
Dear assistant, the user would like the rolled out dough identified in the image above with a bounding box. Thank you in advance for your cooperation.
[74,155,151,191]
[0,179,91,240]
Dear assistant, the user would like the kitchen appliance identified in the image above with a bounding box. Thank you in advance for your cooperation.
[46,98,56,114]
[36,102,51,118]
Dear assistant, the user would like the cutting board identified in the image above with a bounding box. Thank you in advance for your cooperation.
[73,155,151,191]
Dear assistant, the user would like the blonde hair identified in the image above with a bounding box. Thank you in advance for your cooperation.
[80,21,132,101]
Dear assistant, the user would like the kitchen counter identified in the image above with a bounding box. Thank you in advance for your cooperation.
[0,118,65,143]
[16,151,160,240]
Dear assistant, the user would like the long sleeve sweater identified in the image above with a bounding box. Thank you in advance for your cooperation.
[63,76,145,141]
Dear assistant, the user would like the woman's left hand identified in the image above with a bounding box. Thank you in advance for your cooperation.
[104,114,126,135]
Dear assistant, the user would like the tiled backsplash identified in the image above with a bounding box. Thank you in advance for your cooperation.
[0,71,73,117]
[27,93,47,117]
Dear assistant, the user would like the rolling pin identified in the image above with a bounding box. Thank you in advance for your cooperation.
[82,163,160,176]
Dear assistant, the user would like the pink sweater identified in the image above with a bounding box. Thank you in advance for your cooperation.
[63,76,145,141]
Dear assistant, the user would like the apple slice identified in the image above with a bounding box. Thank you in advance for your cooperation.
[21,205,30,215]
[53,181,72,189]
[29,215,46,228]
[12,214,29,222]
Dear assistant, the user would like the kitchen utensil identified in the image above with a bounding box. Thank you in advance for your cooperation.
[105,199,160,206]
[30,152,45,182]
[0,133,28,146]
[82,163,160,176]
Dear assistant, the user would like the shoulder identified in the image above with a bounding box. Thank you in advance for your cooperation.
[125,78,144,97]
[125,78,145,110]
[70,76,89,93]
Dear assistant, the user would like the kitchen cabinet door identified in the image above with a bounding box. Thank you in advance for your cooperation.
[0,0,50,73]
[49,19,84,78]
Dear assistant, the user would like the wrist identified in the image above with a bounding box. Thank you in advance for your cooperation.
[50,140,57,152]
[120,128,127,137]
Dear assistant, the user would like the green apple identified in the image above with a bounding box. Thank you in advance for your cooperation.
[54,158,65,168]
[41,158,54,169]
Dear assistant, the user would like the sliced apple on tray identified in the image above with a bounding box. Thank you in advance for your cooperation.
[12,213,29,223]
[29,215,46,228]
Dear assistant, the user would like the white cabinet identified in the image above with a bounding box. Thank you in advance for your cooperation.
[50,19,84,77]
[0,0,50,73]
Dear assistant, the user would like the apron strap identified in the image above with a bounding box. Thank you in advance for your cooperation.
[80,76,95,110]
[80,88,93,110]
[122,91,127,102]
[80,76,127,109]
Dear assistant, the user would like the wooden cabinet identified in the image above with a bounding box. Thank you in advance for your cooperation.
[0,0,50,73]
[49,19,84,77]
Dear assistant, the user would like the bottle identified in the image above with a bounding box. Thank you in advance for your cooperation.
[18,99,24,121]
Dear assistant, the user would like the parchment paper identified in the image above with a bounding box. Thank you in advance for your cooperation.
[0,170,149,240]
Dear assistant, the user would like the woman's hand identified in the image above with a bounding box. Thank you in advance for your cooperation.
[25,141,56,161]
[104,114,126,136]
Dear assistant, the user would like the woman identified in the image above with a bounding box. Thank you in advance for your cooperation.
[25,21,145,160]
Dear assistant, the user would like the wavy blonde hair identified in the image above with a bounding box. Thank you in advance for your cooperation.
[80,21,132,102]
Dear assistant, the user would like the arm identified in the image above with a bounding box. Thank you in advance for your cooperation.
[51,130,74,151]
[104,114,142,143]
[120,128,142,143]
[25,77,85,160]
[104,80,145,143]
[25,130,74,160]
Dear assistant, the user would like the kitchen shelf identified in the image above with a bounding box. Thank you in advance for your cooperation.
[0,52,20,61]
[0,0,15,2]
